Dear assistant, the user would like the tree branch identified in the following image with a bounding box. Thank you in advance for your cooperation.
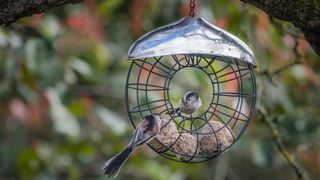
[0,0,83,25]
[258,37,302,77]
[241,0,320,56]
[256,27,310,178]
[257,107,310,180]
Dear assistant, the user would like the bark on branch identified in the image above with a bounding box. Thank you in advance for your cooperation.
[241,0,320,56]
[257,107,310,180]
[0,0,83,25]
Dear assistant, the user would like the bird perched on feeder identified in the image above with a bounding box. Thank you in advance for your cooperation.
[103,114,161,177]
[167,91,202,116]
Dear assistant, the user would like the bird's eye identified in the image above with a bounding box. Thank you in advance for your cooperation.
[187,98,191,101]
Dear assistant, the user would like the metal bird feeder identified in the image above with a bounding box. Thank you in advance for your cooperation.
[125,4,256,163]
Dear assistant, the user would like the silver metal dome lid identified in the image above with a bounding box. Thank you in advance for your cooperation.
[128,17,256,67]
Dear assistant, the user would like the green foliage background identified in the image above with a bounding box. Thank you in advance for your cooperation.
[0,0,319,179]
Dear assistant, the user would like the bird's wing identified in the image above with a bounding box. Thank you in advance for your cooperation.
[129,121,155,148]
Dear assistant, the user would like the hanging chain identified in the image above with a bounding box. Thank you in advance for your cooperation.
[189,0,196,17]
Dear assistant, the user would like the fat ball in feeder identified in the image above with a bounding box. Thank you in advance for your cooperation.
[173,133,198,161]
[149,118,179,152]
[199,120,234,157]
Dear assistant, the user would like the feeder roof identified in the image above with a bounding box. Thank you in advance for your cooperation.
[128,17,256,67]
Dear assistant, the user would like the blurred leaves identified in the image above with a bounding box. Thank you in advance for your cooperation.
[47,88,80,137]
[95,104,127,135]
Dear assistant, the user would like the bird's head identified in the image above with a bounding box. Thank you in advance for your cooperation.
[144,113,161,122]
[182,91,200,105]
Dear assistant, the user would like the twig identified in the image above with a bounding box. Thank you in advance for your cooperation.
[258,38,302,77]
[254,8,310,180]
[257,107,310,180]
[71,85,123,100]
[268,16,304,40]
[258,16,304,78]
[256,37,310,179]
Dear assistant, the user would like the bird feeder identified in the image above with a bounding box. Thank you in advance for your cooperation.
[125,8,256,163]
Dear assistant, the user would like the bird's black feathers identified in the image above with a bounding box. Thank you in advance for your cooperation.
[144,114,157,132]
[185,91,199,100]
[144,114,155,121]
[103,147,133,177]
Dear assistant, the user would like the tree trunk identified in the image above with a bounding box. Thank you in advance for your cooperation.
[241,0,320,56]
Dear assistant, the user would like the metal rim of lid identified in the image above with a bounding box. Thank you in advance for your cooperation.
[128,17,257,68]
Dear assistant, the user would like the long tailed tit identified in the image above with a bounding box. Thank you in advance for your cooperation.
[103,114,161,177]
[168,91,201,115]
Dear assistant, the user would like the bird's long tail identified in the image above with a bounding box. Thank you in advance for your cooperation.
[166,107,181,115]
[103,147,133,177]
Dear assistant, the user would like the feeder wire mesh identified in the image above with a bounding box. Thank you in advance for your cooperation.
[125,54,256,163]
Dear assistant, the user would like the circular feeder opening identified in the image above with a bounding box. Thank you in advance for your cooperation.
[168,67,213,117]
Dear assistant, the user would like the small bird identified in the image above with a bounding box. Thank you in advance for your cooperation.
[102,114,161,177]
[167,91,202,115]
